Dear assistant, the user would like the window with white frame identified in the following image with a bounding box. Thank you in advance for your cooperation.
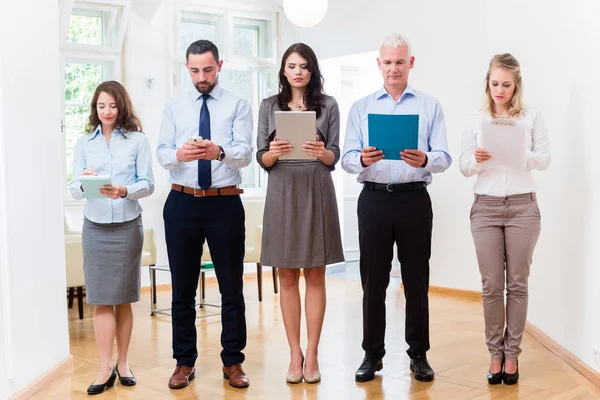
[59,0,129,196]
[176,7,278,190]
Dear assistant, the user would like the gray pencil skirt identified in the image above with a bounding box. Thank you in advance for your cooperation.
[82,215,143,305]
[261,161,344,269]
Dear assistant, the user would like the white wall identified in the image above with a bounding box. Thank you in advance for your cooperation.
[279,0,600,373]
[0,0,71,398]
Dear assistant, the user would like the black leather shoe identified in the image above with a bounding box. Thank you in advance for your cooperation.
[116,364,137,386]
[502,360,519,385]
[355,356,383,382]
[87,368,117,395]
[487,357,504,385]
[410,356,434,382]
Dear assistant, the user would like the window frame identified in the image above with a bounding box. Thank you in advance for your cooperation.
[61,56,121,204]
[59,0,126,203]
[60,0,131,54]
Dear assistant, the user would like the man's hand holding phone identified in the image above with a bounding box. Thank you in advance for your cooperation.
[176,136,205,162]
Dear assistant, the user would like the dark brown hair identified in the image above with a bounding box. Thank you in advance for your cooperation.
[86,81,143,133]
[277,43,325,118]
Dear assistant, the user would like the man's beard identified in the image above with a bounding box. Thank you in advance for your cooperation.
[195,78,218,94]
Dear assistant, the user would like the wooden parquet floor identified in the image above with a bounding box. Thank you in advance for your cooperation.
[30,273,600,399]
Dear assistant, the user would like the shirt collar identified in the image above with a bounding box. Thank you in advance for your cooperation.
[189,83,223,103]
[375,85,416,101]
[88,125,124,140]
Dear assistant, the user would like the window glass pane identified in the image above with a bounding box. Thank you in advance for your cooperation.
[181,13,221,55]
[220,70,259,189]
[262,70,278,99]
[65,106,90,143]
[67,14,103,45]
[233,18,272,58]
[240,161,257,189]
[66,150,74,187]
[64,62,103,192]
[65,63,103,105]
[179,63,191,93]
[219,70,256,108]
[233,26,257,57]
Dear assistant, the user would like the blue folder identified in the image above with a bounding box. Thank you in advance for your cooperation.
[368,114,419,160]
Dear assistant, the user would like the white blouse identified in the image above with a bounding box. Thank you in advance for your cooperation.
[459,107,551,196]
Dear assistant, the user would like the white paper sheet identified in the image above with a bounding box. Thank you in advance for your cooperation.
[480,119,528,169]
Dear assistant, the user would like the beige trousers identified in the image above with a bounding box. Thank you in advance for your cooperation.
[470,193,541,360]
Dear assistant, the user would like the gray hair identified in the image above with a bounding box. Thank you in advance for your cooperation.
[380,33,411,57]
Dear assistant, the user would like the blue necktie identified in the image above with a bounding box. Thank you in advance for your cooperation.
[198,93,211,190]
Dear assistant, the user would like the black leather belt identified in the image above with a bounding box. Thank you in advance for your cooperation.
[363,181,427,192]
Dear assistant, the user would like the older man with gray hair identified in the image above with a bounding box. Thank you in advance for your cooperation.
[341,33,452,382]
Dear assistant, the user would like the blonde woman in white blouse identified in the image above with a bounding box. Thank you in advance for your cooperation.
[459,53,550,386]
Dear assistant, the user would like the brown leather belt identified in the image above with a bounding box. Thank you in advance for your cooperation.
[171,184,243,197]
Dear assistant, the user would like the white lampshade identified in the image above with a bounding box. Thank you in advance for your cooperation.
[282,0,328,28]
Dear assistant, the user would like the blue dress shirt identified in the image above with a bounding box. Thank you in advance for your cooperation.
[156,84,253,188]
[341,86,452,184]
[70,126,155,223]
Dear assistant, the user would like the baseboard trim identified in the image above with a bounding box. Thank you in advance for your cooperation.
[525,322,600,389]
[343,249,360,262]
[10,355,73,400]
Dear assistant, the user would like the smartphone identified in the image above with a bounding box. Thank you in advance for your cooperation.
[187,136,203,145]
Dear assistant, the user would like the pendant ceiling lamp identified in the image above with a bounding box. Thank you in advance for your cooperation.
[282,0,328,28]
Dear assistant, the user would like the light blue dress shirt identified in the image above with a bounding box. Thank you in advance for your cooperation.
[156,84,253,188]
[70,126,155,224]
[342,86,452,184]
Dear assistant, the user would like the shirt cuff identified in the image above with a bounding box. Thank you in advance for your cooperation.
[123,185,133,199]
[421,152,433,172]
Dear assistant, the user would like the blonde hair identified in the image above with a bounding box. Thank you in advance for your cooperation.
[484,53,523,118]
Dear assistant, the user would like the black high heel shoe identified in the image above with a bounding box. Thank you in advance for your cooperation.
[116,364,137,386]
[487,356,504,385]
[87,368,117,395]
[502,359,519,385]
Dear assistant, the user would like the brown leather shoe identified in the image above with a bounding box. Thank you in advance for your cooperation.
[223,363,250,388]
[168,366,195,389]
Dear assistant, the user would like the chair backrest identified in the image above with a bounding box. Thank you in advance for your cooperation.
[64,233,85,287]
[142,228,157,266]
[201,198,264,263]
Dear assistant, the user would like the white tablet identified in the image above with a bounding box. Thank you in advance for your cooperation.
[80,175,111,200]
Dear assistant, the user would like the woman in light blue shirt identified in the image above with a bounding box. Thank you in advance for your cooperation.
[69,81,154,395]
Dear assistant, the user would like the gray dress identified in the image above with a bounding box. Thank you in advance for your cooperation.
[257,95,344,268]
